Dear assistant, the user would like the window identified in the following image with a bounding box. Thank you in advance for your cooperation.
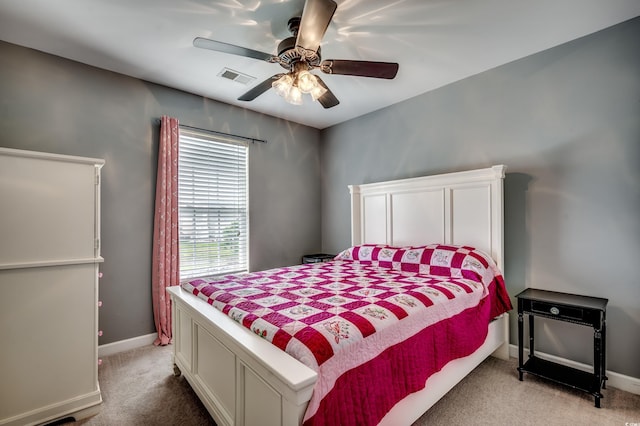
[178,128,248,279]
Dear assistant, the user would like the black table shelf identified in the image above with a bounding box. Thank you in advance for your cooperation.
[521,357,602,395]
[516,288,608,408]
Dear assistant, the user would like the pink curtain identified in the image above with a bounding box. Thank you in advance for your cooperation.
[152,115,180,346]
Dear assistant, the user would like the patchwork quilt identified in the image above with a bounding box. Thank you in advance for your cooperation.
[182,244,512,425]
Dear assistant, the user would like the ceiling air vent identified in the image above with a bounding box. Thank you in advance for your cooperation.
[217,68,255,85]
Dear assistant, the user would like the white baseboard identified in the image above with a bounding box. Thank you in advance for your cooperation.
[509,344,640,396]
[98,333,158,357]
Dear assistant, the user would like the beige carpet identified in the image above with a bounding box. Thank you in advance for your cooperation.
[416,355,640,426]
[58,345,215,426]
[56,344,640,426]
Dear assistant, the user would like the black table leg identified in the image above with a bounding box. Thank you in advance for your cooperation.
[594,327,603,408]
[602,314,607,389]
[529,314,535,358]
[518,312,524,381]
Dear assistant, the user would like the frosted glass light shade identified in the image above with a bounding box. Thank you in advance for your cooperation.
[285,86,303,105]
[297,71,316,93]
[272,74,294,97]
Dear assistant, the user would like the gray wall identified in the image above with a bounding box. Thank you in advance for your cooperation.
[1,16,638,379]
[320,17,640,378]
[0,41,322,344]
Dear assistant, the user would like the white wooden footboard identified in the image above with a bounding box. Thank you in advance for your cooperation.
[168,286,317,426]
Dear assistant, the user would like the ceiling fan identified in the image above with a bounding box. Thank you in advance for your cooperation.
[193,0,399,108]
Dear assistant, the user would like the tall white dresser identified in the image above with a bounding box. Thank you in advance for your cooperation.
[0,148,104,426]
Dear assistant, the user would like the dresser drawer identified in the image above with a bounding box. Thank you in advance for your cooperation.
[521,299,601,326]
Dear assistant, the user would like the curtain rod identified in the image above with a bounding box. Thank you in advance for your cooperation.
[156,120,267,144]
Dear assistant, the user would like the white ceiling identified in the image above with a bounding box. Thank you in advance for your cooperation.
[1,0,639,129]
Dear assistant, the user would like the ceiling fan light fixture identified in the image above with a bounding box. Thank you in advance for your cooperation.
[272,68,324,105]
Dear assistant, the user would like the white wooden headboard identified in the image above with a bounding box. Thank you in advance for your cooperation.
[349,165,506,271]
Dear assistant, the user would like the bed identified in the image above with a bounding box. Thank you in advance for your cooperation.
[167,164,511,426]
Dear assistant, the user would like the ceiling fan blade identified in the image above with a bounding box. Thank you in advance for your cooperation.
[238,74,284,101]
[193,37,274,62]
[314,76,339,109]
[296,0,337,55]
[320,60,399,79]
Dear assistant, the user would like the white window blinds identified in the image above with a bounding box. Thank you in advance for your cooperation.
[178,128,248,279]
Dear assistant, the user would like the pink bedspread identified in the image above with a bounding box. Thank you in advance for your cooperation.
[181,244,512,425]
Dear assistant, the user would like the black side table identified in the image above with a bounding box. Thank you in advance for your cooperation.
[516,288,608,407]
[302,253,335,264]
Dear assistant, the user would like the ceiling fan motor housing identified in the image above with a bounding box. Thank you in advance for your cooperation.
[277,17,321,70]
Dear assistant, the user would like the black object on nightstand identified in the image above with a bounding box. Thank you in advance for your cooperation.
[302,253,335,264]
[516,288,608,407]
